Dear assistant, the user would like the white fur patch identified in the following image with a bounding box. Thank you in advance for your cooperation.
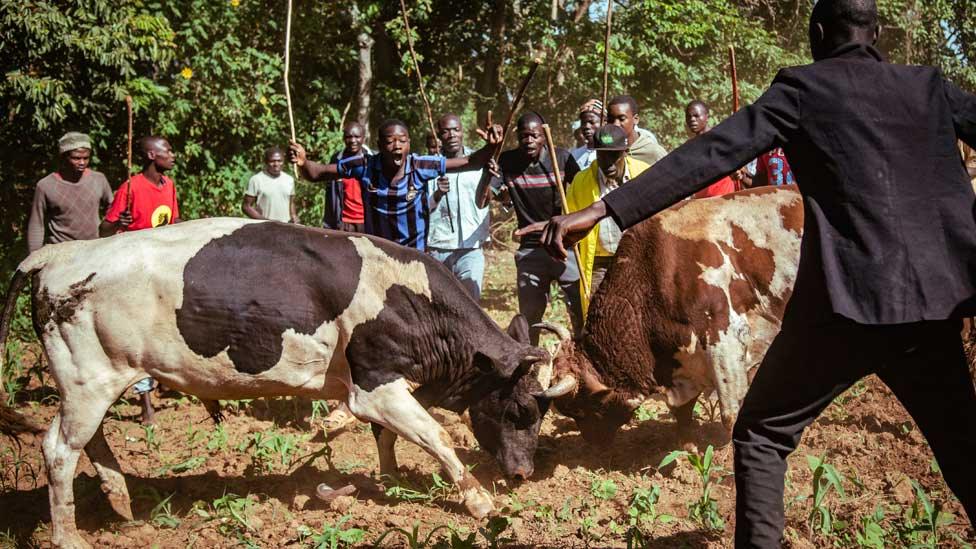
[663,190,802,425]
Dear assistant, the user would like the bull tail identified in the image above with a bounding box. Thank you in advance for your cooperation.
[0,268,45,436]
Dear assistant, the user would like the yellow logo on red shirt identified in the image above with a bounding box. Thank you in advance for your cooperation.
[151,205,173,227]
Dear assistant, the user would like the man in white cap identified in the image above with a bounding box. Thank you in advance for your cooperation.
[26,131,113,252]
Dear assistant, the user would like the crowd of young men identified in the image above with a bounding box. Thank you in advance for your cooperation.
[22,1,976,544]
[24,96,798,423]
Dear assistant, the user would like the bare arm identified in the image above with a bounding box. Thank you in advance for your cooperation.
[444,123,504,172]
[288,142,339,181]
[289,194,298,223]
[99,212,131,237]
[242,194,264,220]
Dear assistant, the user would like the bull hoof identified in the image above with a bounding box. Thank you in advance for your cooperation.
[105,491,133,521]
[52,532,93,549]
[462,487,494,519]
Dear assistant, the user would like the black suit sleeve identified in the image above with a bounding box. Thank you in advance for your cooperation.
[602,73,802,229]
[944,78,976,150]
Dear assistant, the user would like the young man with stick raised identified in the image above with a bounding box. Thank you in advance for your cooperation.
[485,112,583,345]
[100,135,181,424]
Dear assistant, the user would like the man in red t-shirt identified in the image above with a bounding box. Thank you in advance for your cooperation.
[323,122,368,233]
[99,135,180,424]
[685,100,737,199]
[101,136,180,235]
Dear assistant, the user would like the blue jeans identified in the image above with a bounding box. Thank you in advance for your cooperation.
[514,247,583,345]
[132,377,155,394]
[428,248,485,301]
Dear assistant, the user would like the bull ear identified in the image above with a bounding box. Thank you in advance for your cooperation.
[506,314,531,343]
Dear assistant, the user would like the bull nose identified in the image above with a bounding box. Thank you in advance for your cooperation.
[510,466,533,481]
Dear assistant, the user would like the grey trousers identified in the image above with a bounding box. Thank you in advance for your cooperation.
[515,247,583,345]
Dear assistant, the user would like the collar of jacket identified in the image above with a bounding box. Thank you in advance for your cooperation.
[824,42,885,62]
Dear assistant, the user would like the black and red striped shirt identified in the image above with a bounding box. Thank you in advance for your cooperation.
[494,147,580,248]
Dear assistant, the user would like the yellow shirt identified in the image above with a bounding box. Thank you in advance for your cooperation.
[566,157,651,315]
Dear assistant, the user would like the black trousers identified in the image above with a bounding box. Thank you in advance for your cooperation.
[733,315,976,547]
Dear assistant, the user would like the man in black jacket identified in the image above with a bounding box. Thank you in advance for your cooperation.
[521,0,976,545]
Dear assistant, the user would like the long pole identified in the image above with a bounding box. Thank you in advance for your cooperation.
[398,0,452,230]
[284,0,299,179]
[125,95,134,211]
[728,45,742,191]
[601,0,614,124]
[476,58,542,207]
[729,45,740,113]
[541,123,591,298]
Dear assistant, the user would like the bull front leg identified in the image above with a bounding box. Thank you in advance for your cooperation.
[347,378,494,519]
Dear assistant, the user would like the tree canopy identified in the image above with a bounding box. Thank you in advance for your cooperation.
[2,0,973,275]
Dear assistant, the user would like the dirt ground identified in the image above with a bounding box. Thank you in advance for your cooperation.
[1,245,974,548]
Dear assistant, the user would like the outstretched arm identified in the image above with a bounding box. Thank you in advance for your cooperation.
[288,141,339,181]
[445,123,504,171]
[518,73,802,259]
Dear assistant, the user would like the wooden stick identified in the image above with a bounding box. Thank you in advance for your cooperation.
[497,58,541,163]
[284,0,299,179]
[398,0,437,141]
[729,45,742,191]
[541,123,590,298]
[601,0,614,125]
[398,0,452,231]
[729,45,739,113]
[476,58,542,207]
[125,95,134,211]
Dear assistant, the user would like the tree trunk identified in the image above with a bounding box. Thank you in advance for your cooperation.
[351,2,374,142]
[476,0,508,125]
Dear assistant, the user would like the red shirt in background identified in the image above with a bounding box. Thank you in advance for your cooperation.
[340,177,365,224]
[693,176,736,199]
[755,148,795,187]
[105,173,179,231]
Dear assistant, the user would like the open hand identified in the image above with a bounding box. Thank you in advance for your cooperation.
[514,201,609,260]
[475,111,504,146]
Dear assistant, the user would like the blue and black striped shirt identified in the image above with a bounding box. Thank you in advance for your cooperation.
[338,153,446,250]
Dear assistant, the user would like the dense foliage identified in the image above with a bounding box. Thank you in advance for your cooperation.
[1,0,974,277]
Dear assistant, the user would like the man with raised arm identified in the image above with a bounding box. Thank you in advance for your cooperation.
[523,1,976,545]
[288,119,501,251]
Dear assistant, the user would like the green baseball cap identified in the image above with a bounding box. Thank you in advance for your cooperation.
[592,125,629,151]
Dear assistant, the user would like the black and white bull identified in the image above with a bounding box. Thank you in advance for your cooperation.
[0,218,558,549]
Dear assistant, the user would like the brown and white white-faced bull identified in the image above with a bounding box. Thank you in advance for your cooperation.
[542,186,804,446]
[0,218,556,549]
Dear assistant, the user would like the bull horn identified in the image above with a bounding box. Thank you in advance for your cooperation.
[532,322,571,342]
[540,375,577,399]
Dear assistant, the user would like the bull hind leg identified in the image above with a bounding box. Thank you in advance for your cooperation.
[41,328,132,548]
[348,379,494,519]
[44,392,123,549]
[84,423,133,520]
